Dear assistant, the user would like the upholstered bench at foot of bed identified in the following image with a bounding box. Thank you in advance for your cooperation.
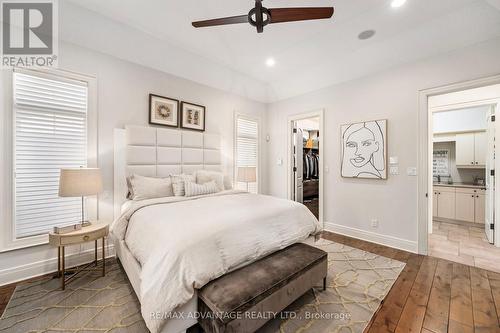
[197,243,328,333]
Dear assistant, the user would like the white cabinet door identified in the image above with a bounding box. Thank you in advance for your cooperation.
[455,192,475,222]
[475,192,486,224]
[455,133,475,166]
[437,190,456,220]
[474,132,487,166]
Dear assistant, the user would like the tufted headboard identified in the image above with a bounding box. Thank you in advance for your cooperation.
[113,125,222,219]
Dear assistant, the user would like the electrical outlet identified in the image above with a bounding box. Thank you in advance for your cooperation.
[371,219,379,228]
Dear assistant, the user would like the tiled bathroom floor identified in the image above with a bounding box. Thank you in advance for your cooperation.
[429,220,500,273]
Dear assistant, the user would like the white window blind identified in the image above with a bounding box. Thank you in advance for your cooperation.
[236,117,258,193]
[13,71,88,238]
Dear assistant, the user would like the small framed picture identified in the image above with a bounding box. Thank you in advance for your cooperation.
[149,94,179,128]
[181,101,206,132]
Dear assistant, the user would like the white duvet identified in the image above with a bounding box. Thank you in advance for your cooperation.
[111,190,321,333]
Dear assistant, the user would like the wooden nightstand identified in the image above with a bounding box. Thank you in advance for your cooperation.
[49,223,109,290]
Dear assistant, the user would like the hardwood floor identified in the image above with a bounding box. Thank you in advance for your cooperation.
[0,285,14,318]
[1,232,499,333]
[321,231,500,333]
[304,197,319,219]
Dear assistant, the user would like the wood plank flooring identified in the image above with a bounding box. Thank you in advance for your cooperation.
[1,232,499,333]
[321,232,500,333]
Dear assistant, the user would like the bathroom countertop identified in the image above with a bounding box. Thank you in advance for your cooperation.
[433,183,486,189]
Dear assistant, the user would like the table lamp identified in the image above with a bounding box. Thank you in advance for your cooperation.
[59,168,103,227]
[237,167,257,192]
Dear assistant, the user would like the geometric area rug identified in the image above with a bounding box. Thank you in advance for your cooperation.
[0,239,405,333]
[260,238,405,332]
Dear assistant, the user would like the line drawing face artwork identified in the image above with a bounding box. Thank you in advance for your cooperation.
[341,120,387,179]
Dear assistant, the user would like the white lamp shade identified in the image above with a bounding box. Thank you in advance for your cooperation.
[59,168,103,197]
[237,167,257,183]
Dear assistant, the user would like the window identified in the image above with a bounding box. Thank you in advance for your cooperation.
[235,115,259,193]
[13,70,88,238]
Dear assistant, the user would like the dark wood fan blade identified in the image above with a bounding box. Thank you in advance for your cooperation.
[192,15,249,28]
[268,7,334,24]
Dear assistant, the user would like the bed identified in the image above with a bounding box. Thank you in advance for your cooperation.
[111,126,321,333]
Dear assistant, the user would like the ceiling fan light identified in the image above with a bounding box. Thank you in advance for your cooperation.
[391,0,407,8]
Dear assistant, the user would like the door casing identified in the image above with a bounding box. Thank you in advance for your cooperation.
[418,75,500,254]
[287,109,325,227]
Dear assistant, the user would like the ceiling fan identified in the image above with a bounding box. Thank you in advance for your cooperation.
[192,0,334,33]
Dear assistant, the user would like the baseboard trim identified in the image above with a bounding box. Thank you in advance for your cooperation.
[0,244,115,287]
[324,222,418,253]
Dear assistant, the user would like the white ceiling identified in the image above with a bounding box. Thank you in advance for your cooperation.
[65,0,500,102]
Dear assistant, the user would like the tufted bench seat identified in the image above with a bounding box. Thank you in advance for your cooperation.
[197,243,328,333]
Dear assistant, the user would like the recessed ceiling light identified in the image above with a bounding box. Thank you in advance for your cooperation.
[391,0,407,8]
[358,30,376,40]
[266,58,276,67]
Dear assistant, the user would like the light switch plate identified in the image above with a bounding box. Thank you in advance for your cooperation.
[390,166,399,175]
[389,156,399,165]
[277,158,283,166]
[407,167,417,176]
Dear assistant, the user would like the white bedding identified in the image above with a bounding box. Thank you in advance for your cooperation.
[111,190,321,333]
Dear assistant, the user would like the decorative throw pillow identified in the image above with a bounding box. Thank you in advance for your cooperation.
[128,174,173,201]
[195,170,225,191]
[170,174,196,196]
[184,180,220,197]
[126,176,134,199]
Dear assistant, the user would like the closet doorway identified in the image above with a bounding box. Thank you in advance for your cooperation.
[287,110,324,225]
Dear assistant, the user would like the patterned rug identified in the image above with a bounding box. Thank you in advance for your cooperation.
[0,239,405,333]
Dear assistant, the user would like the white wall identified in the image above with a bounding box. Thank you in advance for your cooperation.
[297,118,320,131]
[0,42,267,285]
[265,37,500,252]
[433,106,489,134]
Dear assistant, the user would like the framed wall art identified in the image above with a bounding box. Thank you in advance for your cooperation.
[181,101,206,132]
[149,94,179,128]
[341,119,387,179]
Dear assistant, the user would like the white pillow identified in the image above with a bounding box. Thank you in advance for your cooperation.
[128,174,173,201]
[184,180,219,197]
[223,175,233,190]
[196,170,225,191]
[170,174,196,196]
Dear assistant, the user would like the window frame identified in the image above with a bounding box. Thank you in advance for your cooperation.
[0,68,97,252]
[234,112,260,194]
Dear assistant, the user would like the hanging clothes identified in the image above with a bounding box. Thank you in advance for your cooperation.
[303,153,310,180]
[303,151,319,180]
[312,154,319,179]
